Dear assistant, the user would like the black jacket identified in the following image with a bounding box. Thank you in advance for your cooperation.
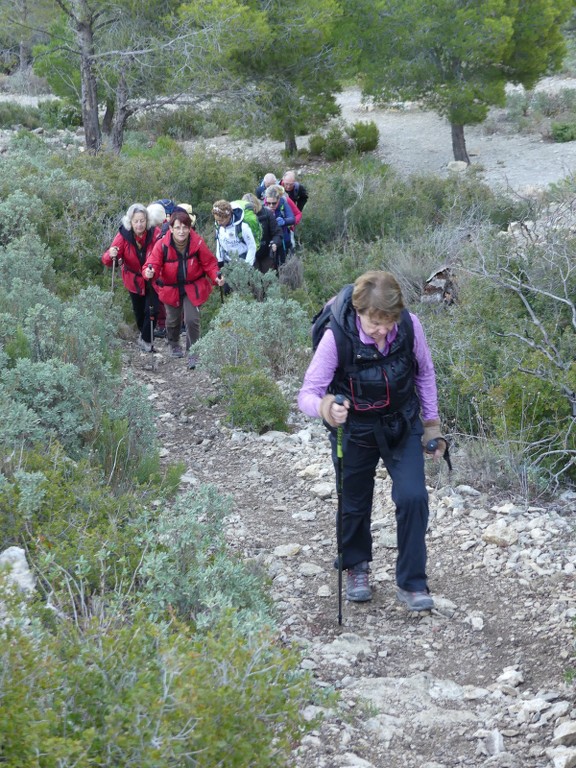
[256,207,282,261]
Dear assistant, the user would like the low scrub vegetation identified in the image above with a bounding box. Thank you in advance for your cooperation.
[0,122,573,763]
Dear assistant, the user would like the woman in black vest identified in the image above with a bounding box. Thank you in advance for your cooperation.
[298,271,446,610]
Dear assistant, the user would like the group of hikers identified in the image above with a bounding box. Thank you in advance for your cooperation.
[102,169,447,618]
[101,169,309,368]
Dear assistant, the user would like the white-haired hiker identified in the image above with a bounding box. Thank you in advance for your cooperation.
[102,203,161,352]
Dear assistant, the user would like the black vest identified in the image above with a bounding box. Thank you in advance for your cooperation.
[327,285,420,446]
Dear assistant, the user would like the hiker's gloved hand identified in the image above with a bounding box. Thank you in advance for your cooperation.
[319,394,349,428]
[276,216,285,226]
[422,419,446,459]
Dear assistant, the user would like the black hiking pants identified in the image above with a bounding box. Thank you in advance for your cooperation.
[330,420,430,593]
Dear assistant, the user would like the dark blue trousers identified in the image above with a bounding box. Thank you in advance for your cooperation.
[330,422,430,592]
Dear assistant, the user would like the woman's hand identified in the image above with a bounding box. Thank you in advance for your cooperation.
[319,394,349,427]
[143,266,155,280]
[109,246,119,259]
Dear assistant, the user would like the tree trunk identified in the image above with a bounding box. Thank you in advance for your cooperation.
[451,123,470,164]
[283,120,298,155]
[102,99,114,135]
[73,0,101,153]
[18,42,31,71]
[111,69,130,154]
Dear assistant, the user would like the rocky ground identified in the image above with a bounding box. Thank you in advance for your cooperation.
[128,339,576,768]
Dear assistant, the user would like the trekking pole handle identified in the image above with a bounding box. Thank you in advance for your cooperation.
[425,438,439,454]
[335,395,345,460]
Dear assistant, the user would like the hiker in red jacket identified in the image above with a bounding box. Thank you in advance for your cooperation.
[142,208,224,370]
[102,203,161,353]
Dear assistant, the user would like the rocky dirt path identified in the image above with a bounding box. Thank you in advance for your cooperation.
[130,342,576,768]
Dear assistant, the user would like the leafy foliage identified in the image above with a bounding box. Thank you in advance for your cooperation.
[223,367,290,433]
[195,294,310,378]
[0,600,315,767]
[338,0,574,159]
[141,485,274,630]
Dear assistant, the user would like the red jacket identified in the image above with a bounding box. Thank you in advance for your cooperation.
[143,230,219,308]
[285,195,302,226]
[102,225,161,296]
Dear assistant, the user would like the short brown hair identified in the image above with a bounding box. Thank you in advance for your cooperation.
[352,271,404,322]
[170,210,192,228]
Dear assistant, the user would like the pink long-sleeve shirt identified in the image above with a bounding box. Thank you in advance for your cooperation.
[298,312,440,422]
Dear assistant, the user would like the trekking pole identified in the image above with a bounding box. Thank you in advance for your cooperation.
[217,271,224,305]
[334,393,345,626]
[111,254,116,293]
[147,284,155,353]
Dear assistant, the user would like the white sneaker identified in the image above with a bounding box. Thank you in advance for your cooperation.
[137,336,153,353]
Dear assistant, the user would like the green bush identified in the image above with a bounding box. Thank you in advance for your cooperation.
[129,105,233,140]
[224,367,290,433]
[0,602,315,768]
[0,102,40,129]
[195,294,310,378]
[308,132,326,155]
[37,98,82,129]
[0,444,147,605]
[551,120,576,142]
[323,124,353,161]
[141,485,274,629]
[347,120,380,152]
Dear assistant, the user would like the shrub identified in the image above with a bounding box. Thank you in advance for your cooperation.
[0,602,315,768]
[37,98,82,129]
[323,124,353,161]
[0,102,40,129]
[347,120,380,152]
[308,132,326,155]
[194,294,310,378]
[551,120,576,142]
[141,485,274,629]
[224,367,290,433]
[129,105,233,140]
[0,444,147,606]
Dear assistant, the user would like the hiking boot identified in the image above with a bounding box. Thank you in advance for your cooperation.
[170,344,184,358]
[396,587,434,612]
[187,353,198,370]
[137,335,153,353]
[154,326,166,339]
[346,561,371,602]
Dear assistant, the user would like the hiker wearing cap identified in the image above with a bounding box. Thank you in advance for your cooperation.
[212,200,257,267]
[281,170,309,212]
[146,203,170,339]
[142,208,223,369]
[102,203,161,353]
[298,271,446,610]
[242,193,282,274]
